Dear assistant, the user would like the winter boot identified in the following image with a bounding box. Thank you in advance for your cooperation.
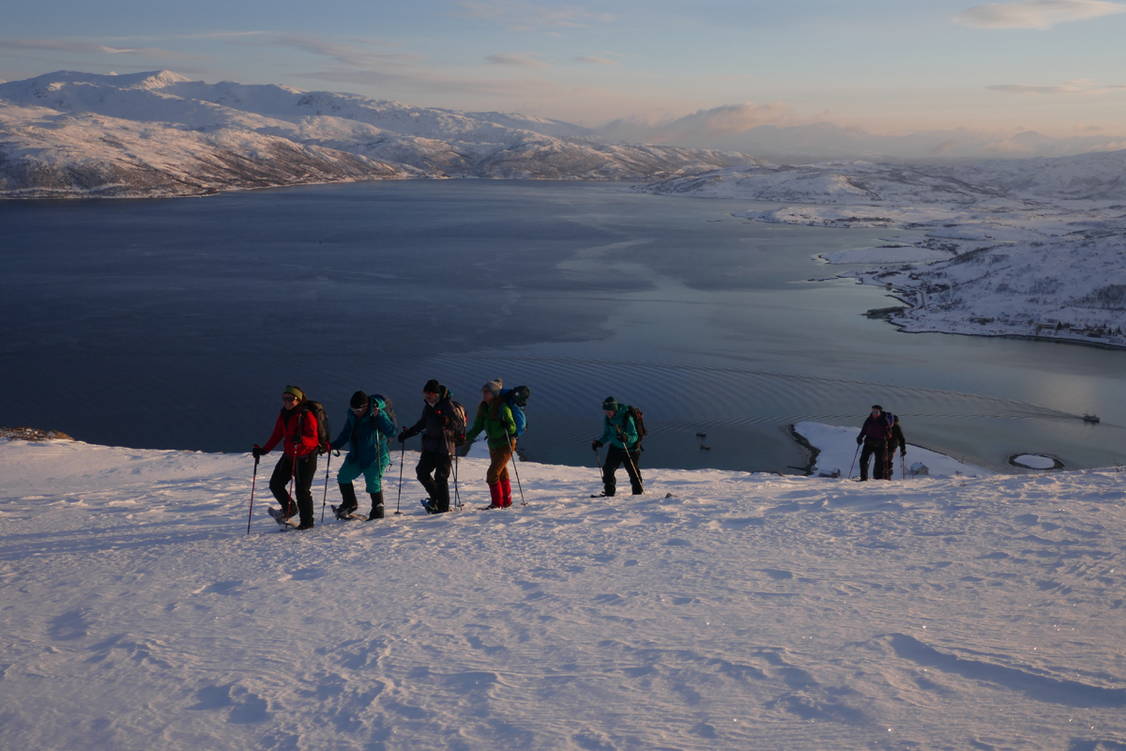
[367,491,384,520]
[486,483,502,509]
[500,477,513,508]
[336,483,358,519]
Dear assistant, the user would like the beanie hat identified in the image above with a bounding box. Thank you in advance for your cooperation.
[350,391,369,409]
[423,379,441,394]
[871,404,883,411]
[283,385,305,402]
[602,396,618,412]
[482,378,504,396]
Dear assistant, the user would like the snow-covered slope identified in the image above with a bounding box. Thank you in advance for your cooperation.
[0,71,749,198]
[2,437,1123,750]
[643,158,1126,348]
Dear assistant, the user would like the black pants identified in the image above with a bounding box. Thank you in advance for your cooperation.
[859,439,888,481]
[603,445,643,496]
[269,452,318,525]
[416,451,452,512]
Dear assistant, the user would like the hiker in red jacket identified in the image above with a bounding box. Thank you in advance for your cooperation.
[253,385,320,529]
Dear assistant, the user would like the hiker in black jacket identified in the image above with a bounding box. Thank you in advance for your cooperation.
[855,404,891,481]
[398,379,459,513]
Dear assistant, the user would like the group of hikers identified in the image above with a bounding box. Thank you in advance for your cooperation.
[250,381,906,531]
[250,379,646,530]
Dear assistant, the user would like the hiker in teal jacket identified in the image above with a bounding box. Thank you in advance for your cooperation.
[465,379,518,508]
[330,391,396,520]
[591,397,643,497]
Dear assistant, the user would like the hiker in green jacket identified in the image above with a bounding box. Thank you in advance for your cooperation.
[465,379,517,509]
[592,396,643,497]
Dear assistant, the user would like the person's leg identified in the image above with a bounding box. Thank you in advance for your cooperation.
[859,442,874,481]
[415,452,438,500]
[602,446,625,496]
[432,454,452,512]
[486,444,512,507]
[294,453,318,528]
[873,442,887,480]
[625,449,643,494]
[335,459,363,515]
[269,455,297,516]
[362,464,384,519]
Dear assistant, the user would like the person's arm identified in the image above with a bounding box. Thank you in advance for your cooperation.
[297,410,320,454]
[500,404,516,439]
[330,413,352,450]
[598,416,614,445]
[400,409,427,440]
[374,408,396,438]
[465,404,486,443]
[621,413,639,448]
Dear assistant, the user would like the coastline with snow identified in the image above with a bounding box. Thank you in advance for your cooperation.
[643,160,1126,350]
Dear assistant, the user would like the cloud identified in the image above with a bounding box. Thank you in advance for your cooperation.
[457,0,614,31]
[988,79,1126,94]
[0,37,180,57]
[955,0,1126,29]
[485,53,549,67]
[574,55,618,65]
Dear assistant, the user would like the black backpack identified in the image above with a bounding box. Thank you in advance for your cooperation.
[300,399,331,454]
[624,405,647,445]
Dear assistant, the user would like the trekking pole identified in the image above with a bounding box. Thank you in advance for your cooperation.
[848,444,860,479]
[394,443,405,515]
[900,453,907,481]
[506,429,527,506]
[246,455,260,535]
[453,453,463,510]
[616,429,644,494]
[319,449,332,523]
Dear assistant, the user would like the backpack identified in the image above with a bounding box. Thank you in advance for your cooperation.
[500,385,531,437]
[624,405,647,445]
[300,400,331,454]
[371,393,397,428]
[444,400,469,447]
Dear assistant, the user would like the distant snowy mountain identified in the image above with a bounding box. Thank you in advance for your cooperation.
[642,157,1126,348]
[0,70,750,198]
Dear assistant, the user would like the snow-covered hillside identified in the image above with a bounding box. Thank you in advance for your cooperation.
[2,437,1123,750]
[0,70,749,198]
[643,159,1126,348]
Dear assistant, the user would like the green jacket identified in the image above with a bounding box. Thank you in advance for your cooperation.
[599,405,639,450]
[466,400,517,449]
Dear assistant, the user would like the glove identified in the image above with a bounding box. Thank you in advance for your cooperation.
[900,449,907,457]
[252,445,263,460]
[856,436,863,446]
[592,440,603,451]
[333,449,341,457]
[398,430,409,443]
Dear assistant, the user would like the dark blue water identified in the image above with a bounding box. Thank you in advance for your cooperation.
[3,180,1124,473]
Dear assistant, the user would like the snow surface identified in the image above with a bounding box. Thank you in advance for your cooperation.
[643,160,1126,349]
[793,422,991,478]
[1014,454,1059,470]
[2,437,1123,750]
[0,70,750,198]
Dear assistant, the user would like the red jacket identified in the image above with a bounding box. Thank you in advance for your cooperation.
[261,407,320,458]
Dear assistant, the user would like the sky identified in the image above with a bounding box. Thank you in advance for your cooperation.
[2,0,1126,145]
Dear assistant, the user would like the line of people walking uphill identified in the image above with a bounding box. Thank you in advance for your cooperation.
[251,380,908,530]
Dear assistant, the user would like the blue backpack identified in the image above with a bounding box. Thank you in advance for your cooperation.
[500,385,531,437]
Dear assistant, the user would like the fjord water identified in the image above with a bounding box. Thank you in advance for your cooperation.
[3,180,1124,473]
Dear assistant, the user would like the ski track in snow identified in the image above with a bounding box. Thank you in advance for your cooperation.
[0,438,1123,750]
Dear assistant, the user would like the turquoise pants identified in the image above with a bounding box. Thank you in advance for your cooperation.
[337,457,384,493]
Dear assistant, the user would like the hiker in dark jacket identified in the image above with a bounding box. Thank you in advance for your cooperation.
[398,379,459,513]
[330,391,396,520]
[253,385,320,530]
[592,396,643,496]
[466,379,518,509]
[855,404,891,481]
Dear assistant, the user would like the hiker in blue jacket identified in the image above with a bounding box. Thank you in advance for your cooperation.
[592,396,643,497]
[330,391,396,520]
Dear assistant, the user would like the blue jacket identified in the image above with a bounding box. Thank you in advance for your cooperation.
[330,397,396,472]
[599,405,639,450]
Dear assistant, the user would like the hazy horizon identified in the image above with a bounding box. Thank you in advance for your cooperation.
[4,0,1126,158]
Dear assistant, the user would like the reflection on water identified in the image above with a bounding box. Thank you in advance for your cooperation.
[2,180,1124,473]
